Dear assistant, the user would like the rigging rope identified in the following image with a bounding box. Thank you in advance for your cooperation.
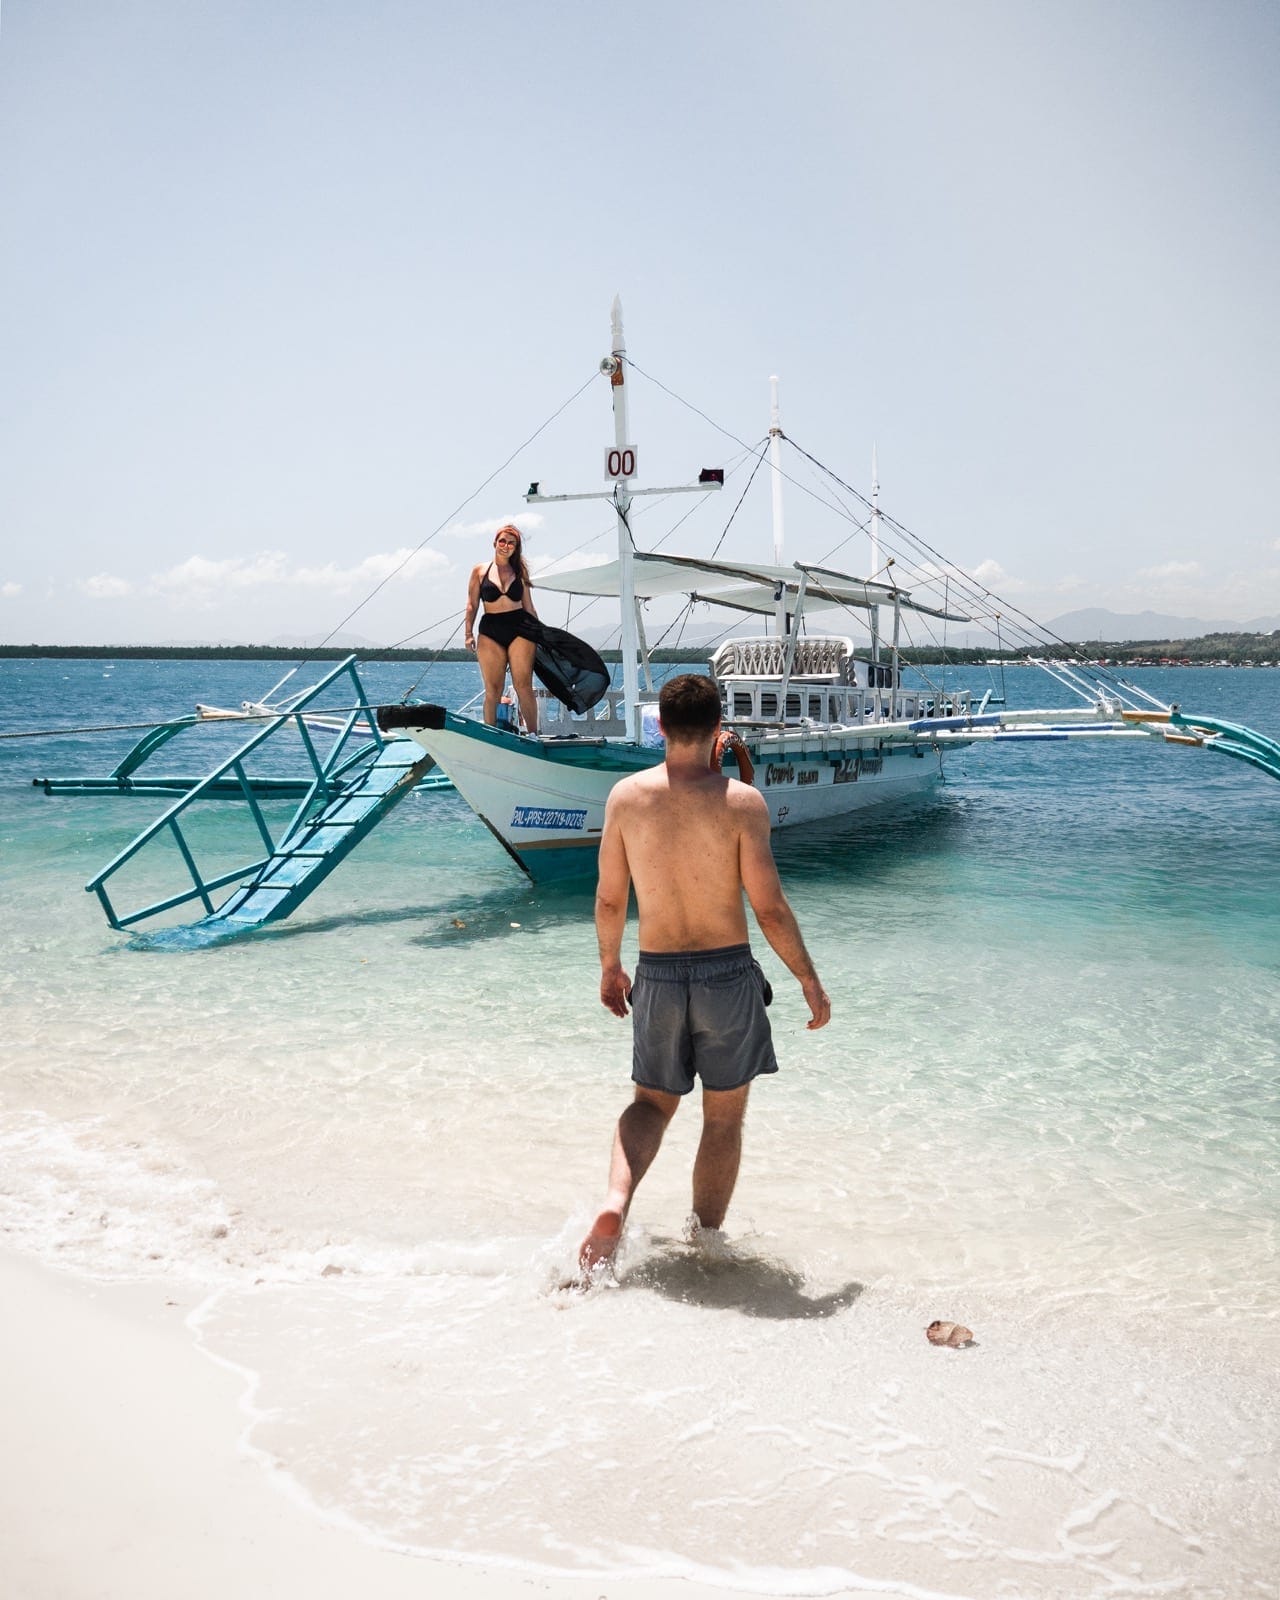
[776,433,1166,707]
[620,359,1116,691]
[710,442,770,560]
[286,370,601,679]
[1,721,213,741]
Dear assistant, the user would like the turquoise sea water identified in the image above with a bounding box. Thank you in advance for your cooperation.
[1,656,1277,1596]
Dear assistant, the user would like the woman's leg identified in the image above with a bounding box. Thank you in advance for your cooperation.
[507,634,539,734]
[474,633,508,725]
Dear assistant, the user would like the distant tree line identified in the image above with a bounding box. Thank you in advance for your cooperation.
[3,634,1278,666]
[0,643,720,665]
[1031,632,1280,667]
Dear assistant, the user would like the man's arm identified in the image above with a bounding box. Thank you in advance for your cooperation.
[594,791,633,1017]
[737,794,830,1030]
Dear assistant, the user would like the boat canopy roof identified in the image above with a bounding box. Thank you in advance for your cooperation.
[535,552,971,623]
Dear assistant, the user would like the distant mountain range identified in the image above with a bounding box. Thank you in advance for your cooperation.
[145,612,1279,653]
[265,632,385,650]
[626,608,1280,650]
[155,632,384,650]
[534,609,1280,654]
[1043,609,1280,642]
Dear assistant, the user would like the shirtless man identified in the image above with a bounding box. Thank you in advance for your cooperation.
[580,674,830,1271]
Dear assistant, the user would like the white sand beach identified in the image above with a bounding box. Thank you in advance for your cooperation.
[2,661,1277,1598]
[7,1239,1276,1600]
[0,1250,750,1600]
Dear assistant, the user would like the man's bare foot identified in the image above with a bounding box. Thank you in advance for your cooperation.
[579,1209,624,1273]
[682,1211,731,1257]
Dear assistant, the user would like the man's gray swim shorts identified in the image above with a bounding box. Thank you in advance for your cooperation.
[631,943,777,1095]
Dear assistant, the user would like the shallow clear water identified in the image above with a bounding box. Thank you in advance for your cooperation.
[1,656,1277,1595]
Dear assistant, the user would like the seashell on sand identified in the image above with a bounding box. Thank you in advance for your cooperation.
[926,1319,974,1347]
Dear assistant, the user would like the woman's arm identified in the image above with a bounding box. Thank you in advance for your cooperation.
[464,567,481,650]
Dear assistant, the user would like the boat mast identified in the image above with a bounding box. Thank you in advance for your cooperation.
[769,376,788,637]
[524,299,722,744]
[869,445,881,664]
[609,298,642,739]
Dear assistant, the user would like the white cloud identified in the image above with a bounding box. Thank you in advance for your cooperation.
[80,573,133,598]
[144,547,450,605]
[291,548,449,589]
[535,552,612,577]
[0,580,22,599]
[150,553,290,599]
[1138,559,1202,580]
[438,514,546,541]
[969,559,1027,595]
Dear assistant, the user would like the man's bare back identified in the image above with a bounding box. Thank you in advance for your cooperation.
[604,762,758,953]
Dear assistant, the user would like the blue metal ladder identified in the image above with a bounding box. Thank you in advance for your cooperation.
[85,657,437,934]
[200,734,434,929]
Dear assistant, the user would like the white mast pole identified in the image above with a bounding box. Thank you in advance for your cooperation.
[869,444,881,664]
[526,299,721,742]
[609,296,642,741]
[769,376,788,636]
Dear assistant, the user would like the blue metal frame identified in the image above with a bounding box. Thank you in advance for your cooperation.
[85,657,390,931]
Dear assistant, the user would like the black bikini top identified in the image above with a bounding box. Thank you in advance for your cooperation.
[478,562,524,604]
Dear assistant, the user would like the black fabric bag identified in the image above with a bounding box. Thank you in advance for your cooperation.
[524,619,610,715]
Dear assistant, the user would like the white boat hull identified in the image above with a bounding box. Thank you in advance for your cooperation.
[754,742,942,829]
[388,709,948,882]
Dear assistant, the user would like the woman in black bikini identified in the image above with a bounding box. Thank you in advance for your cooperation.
[464,524,540,733]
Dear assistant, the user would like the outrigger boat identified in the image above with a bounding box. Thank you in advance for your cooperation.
[72,300,1280,935]
[379,569,973,881]
[376,299,1280,883]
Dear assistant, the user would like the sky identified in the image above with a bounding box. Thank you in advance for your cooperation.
[1,0,1277,648]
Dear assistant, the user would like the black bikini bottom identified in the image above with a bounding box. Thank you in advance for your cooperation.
[477,609,529,649]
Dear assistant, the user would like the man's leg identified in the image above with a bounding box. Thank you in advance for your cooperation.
[579,1086,680,1270]
[691,1083,750,1230]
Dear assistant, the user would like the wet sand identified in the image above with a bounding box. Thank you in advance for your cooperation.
[0,1249,754,1600]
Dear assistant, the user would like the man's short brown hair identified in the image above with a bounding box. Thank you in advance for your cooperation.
[658,673,721,742]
